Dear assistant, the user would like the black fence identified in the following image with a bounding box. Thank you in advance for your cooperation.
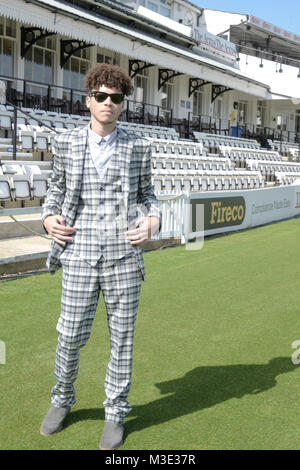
[2,74,300,145]
[185,111,300,147]
[0,75,174,128]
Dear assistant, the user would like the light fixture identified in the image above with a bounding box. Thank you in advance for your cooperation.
[259,57,263,68]
[297,65,300,78]
[279,57,283,73]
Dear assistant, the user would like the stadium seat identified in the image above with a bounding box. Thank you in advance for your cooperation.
[9,175,32,199]
[0,111,12,129]
[0,175,12,200]
[17,124,34,150]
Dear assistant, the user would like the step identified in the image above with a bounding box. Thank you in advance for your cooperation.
[0,138,13,144]
[206,153,221,158]
[0,144,13,150]
[0,213,45,240]
[0,235,51,275]
[0,152,33,159]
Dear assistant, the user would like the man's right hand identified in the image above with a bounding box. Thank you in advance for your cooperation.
[43,215,75,246]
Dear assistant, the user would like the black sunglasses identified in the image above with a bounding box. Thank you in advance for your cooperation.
[90,91,124,104]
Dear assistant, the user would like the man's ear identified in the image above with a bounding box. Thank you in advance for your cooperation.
[86,95,91,109]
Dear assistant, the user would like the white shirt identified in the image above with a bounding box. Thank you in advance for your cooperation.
[88,125,118,180]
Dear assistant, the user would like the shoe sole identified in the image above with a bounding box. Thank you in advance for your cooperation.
[40,424,63,436]
[99,440,123,450]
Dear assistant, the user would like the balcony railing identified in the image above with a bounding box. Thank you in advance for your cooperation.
[186,111,300,146]
[0,74,174,127]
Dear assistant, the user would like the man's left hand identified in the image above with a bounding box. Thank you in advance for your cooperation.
[125,216,160,245]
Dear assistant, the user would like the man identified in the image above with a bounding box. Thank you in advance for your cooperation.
[40,63,161,450]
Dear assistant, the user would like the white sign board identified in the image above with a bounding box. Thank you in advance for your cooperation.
[193,28,237,63]
[186,183,300,238]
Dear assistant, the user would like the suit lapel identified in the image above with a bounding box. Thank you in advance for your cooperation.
[116,126,133,212]
[70,125,89,196]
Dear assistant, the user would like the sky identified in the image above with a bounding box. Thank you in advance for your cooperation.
[192,0,300,34]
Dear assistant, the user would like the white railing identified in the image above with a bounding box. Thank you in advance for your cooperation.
[155,192,187,241]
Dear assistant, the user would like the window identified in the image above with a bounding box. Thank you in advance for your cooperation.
[160,76,173,110]
[133,68,148,103]
[237,101,248,124]
[295,110,300,134]
[63,46,91,92]
[213,98,223,119]
[257,100,266,127]
[0,18,16,76]
[276,114,287,132]
[0,38,14,76]
[97,48,119,66]
[0,17,16,38]
[138,0,172,18]
[193,91,203,116]
[148,1,158,13]
[24,39,55,85]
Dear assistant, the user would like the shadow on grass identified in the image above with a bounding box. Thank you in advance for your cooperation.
[63,357,298,440]
[125,357,298,439]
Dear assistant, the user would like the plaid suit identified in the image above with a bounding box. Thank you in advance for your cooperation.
[42,125,160,424]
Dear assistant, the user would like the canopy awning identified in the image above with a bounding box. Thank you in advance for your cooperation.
[0,0,272,99]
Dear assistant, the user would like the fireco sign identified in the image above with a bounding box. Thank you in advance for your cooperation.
[190,196,246,231]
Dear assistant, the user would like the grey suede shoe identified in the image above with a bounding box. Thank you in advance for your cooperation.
[40,405,70,436]
[99,422,124,450]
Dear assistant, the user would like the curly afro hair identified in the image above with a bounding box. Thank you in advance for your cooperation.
[83,63,133,96]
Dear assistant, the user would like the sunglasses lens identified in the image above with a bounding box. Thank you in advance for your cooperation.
[93,92,124,104]
[93,92,107,103]
[110,94,124,104]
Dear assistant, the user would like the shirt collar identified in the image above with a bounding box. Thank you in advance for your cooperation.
[88,124,118,145]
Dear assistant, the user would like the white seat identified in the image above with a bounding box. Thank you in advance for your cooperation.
[182,177,192,191]
[17,124,34,150]
[0,111,12,129]
[173,177,183,191]
[52,119,65,129]
[216,178,223,190]
[10,175,32,199]
[31,175,48,198]
[200,178,208,191]
[31,126,49,151]
[2,163,25,175]
[230,178,236,190]
[152,176,163,192]
[164,177,173,192]
[0,175,12,200]
[192,177,200,191]
[208,178,216,191]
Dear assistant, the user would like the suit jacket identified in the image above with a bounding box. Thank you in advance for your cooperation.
[42,124,161,275]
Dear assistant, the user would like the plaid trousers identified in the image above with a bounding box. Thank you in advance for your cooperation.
[51,252,142,424]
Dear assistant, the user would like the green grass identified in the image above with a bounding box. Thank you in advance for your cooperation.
[1,217,300,450]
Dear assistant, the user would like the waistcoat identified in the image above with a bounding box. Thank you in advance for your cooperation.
[69,144,134,267]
